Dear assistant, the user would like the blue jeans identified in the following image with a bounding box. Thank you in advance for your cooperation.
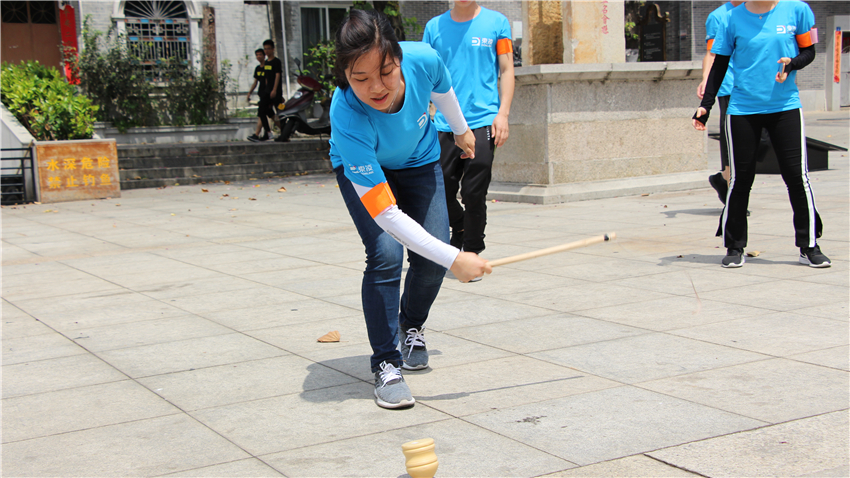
[335,161,450,373]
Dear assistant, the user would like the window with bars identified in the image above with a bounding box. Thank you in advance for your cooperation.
[123,1,190,81]
[1,1,56,24]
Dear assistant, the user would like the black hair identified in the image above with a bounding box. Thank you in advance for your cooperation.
[333,9,402,89]
[255,48,264,55]
[263,40,274,48]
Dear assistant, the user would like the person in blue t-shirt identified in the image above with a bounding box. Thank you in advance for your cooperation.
[329,9,491,409]
[423,1,514,262]
[693,0,830,269]
[699,1,742,204]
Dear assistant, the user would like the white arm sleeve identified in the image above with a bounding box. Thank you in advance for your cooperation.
[353,183,459,269]
[431,88,468,135]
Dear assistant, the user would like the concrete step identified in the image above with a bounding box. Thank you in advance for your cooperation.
[118,150,323,169]
[117,139,331,190]
[117,139,325,159]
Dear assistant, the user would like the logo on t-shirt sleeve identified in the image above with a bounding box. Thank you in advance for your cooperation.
[417,113,427,129]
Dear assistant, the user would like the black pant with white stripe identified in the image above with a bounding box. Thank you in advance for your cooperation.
[721,108,823,249]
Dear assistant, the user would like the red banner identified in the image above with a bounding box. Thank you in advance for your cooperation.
[59,3,79,84]
[835,28,842,84]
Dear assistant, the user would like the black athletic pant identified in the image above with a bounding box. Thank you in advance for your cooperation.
[721,108,823,249]
[718,95,729,170]
[438,126,495,254]
[257,95,276,135]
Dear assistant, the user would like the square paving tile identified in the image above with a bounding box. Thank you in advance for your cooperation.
[2,354,127,399]
[668,312,849,357]
[543,454,701,477]
[427,297,560,331]
[640,358,850,423]
[0,414,250,477]
[158,458,285,477]
[96,333,288,378]
[788,345,850,372]
[2,380,180,443]
[648,411,849,478]
[191,382,450,456]
[509,282,673,314]
[530,332,768,384]
[576,295,771,331]
[200,298,360,332]
[410,355,619,417]
[70,315,235,352]
[3,331,87,364]
[138,355,361,411]
[464,386,765,466]
[445,314,647,354]
[261,417,577,477]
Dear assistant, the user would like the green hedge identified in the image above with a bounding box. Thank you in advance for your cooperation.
[1,61,98,141]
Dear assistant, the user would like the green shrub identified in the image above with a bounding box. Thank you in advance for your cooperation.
[161,58,232,127]
[71,17,233,131]
[303,41,336,102]
[71,18,157,132]
[0,61,98,141]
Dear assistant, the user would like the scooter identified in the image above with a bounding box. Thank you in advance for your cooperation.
[276,59,331,142]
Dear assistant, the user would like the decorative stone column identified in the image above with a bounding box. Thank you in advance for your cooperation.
[522,0,563,65]
[562,0,625,64]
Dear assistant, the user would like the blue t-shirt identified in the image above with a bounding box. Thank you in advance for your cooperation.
[329,42,453,188]
[422,7,512,132]
[705,2,736,98]
[712,0,815,115]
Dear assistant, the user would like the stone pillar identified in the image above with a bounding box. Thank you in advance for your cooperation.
[522,0,564,65]
[562,0,625,64]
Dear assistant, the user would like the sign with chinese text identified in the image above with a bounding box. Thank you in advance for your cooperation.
[35,139,121,203]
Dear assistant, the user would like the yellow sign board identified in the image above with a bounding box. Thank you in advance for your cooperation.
[35,139,121,203]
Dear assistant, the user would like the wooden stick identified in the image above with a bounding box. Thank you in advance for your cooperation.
[489,233,616,268]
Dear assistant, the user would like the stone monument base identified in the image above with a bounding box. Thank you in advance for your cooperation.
[493,61,708,203]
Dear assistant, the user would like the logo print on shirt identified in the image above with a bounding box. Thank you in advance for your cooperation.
[417,113,427,128]
[776,25,797,34]
[349,164,374,175]
[471,37,494,47]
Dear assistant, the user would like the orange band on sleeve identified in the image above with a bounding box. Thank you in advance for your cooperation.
[796,31,813,48]
[496,38,513,56]
[706,38,715,51]
[361,182,397,218]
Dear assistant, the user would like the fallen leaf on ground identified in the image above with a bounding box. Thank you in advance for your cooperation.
[278,187,287,192]
[746,250,761,257]
[201,189,209,192]
[317,331,340,343]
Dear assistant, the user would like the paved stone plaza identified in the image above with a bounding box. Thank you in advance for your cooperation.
[2,112,848,477]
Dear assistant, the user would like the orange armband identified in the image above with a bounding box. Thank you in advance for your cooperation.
[706,39,714,51]
[496,38,513,56]
[361,182,397,218]
[796,29,816,48]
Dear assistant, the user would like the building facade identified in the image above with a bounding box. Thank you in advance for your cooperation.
[1,1,846,110]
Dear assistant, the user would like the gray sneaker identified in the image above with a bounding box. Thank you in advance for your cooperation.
[374,361,415,409]
[399,327,429,370]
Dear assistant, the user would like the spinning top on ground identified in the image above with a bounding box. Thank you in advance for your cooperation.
[402,438,438,478]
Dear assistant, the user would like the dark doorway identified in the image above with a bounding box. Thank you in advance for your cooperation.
[1,1,62,68]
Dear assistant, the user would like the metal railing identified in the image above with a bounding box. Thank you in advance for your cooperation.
[1,147,35,205]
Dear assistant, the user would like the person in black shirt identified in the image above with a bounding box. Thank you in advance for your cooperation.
[246,48,269,142]
[249,40,283,141]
